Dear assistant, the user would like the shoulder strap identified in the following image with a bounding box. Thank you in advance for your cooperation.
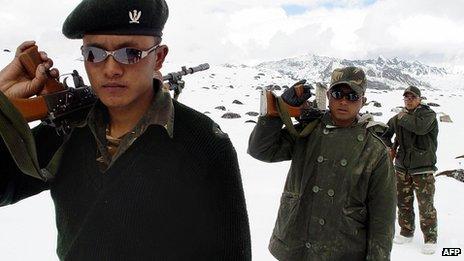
[276,96,319,138]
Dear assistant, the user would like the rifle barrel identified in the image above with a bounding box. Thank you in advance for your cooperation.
[163,63,210,81]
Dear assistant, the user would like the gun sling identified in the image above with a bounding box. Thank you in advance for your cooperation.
[275,95,319,138]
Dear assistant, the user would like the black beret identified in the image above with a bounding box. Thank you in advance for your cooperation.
[62,0,169,39]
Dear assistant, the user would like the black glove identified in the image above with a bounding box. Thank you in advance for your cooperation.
[281,79,312,107]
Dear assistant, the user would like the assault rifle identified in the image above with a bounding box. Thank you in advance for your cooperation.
[8,45,209,136]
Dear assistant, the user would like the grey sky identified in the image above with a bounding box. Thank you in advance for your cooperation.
[0,0,463,70]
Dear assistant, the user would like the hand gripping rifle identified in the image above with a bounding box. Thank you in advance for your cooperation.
[260,81,327,117]
[163,63,210,100]
[259,81,327,138]
[9,45,96,136]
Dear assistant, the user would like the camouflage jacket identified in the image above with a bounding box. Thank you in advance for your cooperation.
[384,105,438,174]
[248,112,396,261]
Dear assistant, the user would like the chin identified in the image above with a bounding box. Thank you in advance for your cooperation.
[99,97,129,109]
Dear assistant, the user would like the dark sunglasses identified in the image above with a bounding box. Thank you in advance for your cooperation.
[403,96,418,101]
[81,44,159,65]
[330,90,361,102]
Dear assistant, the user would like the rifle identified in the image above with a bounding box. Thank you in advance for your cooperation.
[8,45,209,135]
[10,45,96,136]
[260,81,327,117]
[163,64,210,100]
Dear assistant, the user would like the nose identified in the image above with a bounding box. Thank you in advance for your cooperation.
[103,55,123,79]
[339,97,349,105]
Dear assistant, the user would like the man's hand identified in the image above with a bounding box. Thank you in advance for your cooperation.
[0,41,59,99]
[281,79,312,107]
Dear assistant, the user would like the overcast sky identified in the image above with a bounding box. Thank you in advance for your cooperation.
[0,0,463,70]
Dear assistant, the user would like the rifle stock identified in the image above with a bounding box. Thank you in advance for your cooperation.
[260,90,302,117]
[260,83,308,117]
[10,97,49,122]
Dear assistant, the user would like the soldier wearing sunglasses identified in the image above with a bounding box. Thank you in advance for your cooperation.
[248,67,396,260]
[383,86,439,255]
[0,0,251,260]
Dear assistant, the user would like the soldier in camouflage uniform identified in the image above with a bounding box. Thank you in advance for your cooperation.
[383,86,438,254]
[248,67,396,260]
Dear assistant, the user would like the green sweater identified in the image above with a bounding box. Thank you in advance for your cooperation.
[0,101,251,261]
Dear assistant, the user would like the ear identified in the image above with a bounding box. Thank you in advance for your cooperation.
[154,45,169,71]
[326,91,330,100]
[362,97,367,106]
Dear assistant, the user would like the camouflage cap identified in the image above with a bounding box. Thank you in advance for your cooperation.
[403,85,421,98]
[62,0,169,39]
[329,67,367,95]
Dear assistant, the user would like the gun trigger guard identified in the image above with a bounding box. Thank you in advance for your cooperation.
[63,77,70,89]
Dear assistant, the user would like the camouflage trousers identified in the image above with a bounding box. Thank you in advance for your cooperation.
[395,171,437,243]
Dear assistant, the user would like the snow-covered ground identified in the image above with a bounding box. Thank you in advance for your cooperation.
[0,52,463,260]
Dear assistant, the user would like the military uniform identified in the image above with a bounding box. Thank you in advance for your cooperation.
[248,112,396,260]
[384,103,438,243]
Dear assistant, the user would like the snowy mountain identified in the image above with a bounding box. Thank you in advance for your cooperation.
[254,54,463,92]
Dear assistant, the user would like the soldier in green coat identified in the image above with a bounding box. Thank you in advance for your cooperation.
[383,86,439,255]
[248,67,396,260]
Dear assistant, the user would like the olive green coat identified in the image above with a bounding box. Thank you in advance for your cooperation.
[385,105,438,174]
[248,113,396,261]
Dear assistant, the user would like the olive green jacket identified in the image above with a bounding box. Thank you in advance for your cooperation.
[248,113,396,261]
[384,105,438,175]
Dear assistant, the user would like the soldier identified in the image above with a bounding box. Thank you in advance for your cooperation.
[383,86,439,255]
[0,0,251,260]
[248,67,396,260]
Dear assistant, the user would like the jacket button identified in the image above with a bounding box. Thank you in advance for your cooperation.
[319,218,325,226]
[327,189,335,197]
[317,156,324,163]
[357,134,365,142]
[323,129,330,135]
[312,186,320,193]
[340,159,347,167]
[305,242,312,249]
